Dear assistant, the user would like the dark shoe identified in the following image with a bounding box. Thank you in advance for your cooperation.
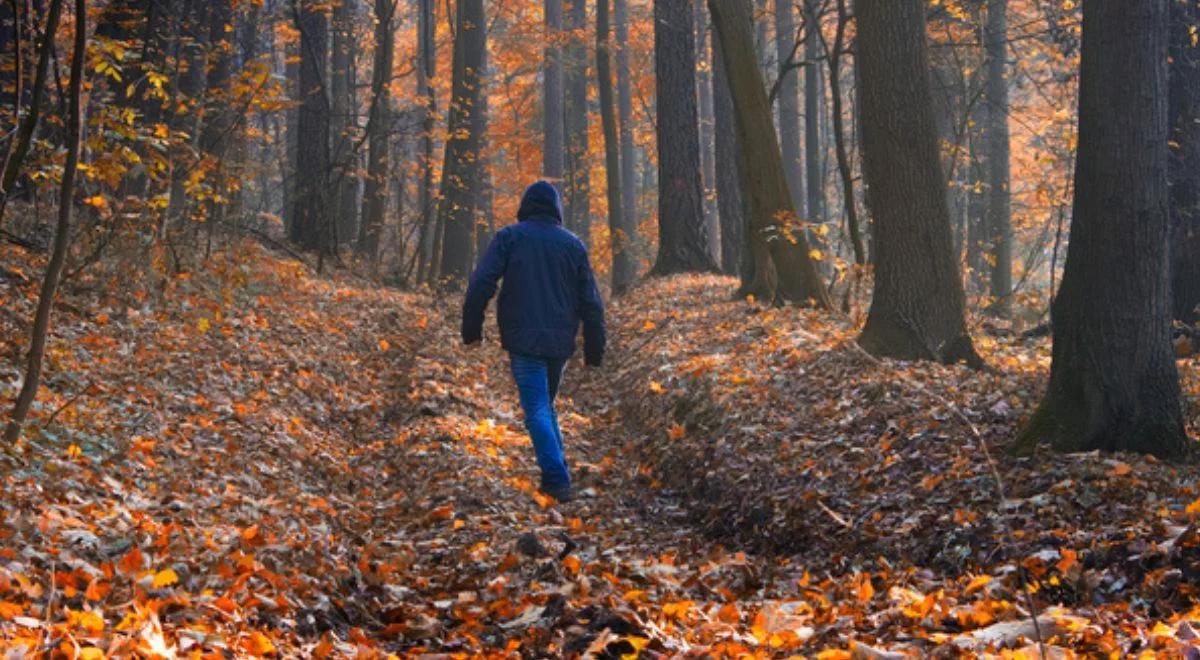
[539,483,573,503]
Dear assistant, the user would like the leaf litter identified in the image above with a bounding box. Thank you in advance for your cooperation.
[2,246,1200,656]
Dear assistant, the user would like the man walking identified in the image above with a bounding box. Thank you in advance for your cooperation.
[462,181,606,503]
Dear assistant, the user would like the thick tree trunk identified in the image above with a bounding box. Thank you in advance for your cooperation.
[614,0,637,243]
[543,0,564,181]
[854,0,980,366]
[4,0,85,445]
[1170,0,1200,324]
[652,0,717,275]
[984,0,1012,315]
[435,0,486,287]
[563,0,590,244]
[289,0,332,253]
[358,0,395,263]
[1018,0,1186,458]
[599,0,636,294]
[773,0,804,214]
[708,0,830,307]
[713,23,745,278]
[803,0,824,225]
[331,0,360,247]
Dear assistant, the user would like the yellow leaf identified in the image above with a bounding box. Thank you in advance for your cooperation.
[964,574,991,595]
[78,648,105,660]
[152,568,179,588]
[197,318,211,333]
[648,381,665,394]
[68,608,105,634]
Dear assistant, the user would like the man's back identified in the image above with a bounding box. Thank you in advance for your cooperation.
[462,181,606,365]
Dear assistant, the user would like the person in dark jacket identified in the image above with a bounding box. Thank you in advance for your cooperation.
[462,181,606,503]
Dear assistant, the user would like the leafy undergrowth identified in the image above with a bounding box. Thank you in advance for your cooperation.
[2,245,1200,657]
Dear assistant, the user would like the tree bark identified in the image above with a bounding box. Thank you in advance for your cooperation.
[1170,0,1200,324]
[803,0,824,225]
[708,0,830,307]
[773,0,804,214]
[652,0,717,275]
[1018,0,1186,458]
[712,25,747,279]
[984,0,1012,315]
[435,0,486,287]
[4,0,86,445]
[563,0,590,244]
[543,0,565,182]
[696,0,719,262]
[358,0,395,263]
[288,0,332,254]
[614,0,637,245]
[599,0,636,294]
[414,0,437,283]
[331,0,361,247]
[854,0,980,366]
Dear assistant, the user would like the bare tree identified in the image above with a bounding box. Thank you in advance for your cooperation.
[5,0,87,444]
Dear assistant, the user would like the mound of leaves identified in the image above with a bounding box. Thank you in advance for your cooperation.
[603,274,1200,653]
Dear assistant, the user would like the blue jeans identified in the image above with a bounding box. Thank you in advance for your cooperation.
[509,352,570,490]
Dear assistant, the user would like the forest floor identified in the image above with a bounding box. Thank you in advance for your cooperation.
[3,240,1200,657]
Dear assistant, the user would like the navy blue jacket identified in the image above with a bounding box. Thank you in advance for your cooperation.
[462,182,606,365]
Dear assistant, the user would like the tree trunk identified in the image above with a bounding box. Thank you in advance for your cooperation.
[827,0,863,265]
[358,0,395,263]
[289,0,332,254]
[773,0,804,214]
[614,0,637,245]
[599,0,636,294]
[435,0,486,287]
[563,0,590,244]
[4,0,86,444]
[1169,0,1200,324]
[652,0,717,275]
[712,26,747,279]
[854,0,980,366]
[984,0,1012,315]
[414,0,436,283]
[331,0,360,248]
[803,0,824,225]
[696,0,719,262]
[1018,0,1186,458]
[708,0,830,307]
[0,0,61,226]
[544,0,565,184]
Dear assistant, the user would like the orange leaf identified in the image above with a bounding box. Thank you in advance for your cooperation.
[562,555,582,576]
[717,602,740,624]
[241,631,276,656]
[0,601,22,620]
[118,547,144,575]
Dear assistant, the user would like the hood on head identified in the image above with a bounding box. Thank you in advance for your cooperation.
[518,181,563,223]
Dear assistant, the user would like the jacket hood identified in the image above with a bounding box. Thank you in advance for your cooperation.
[517,181,563,223]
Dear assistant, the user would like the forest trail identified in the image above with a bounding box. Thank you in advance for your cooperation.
[5,243,1200,656]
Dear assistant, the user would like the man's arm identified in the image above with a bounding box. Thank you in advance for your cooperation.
[578,249,606,366]
[462,231,508,344]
